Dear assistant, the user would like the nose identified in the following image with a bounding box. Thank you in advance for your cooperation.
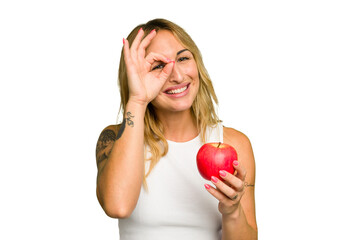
[168,62,184,83]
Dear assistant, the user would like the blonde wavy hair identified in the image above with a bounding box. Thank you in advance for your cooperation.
[117,19,220,189]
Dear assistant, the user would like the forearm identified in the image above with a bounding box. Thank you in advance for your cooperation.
[222,205,257,240]
[97,100,147,218]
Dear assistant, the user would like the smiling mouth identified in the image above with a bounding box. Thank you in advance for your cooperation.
[165,84,190,94]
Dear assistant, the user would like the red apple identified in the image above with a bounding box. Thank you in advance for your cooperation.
[196,142,237,181]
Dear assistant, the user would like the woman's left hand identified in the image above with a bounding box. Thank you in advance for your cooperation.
[204,160,247,216]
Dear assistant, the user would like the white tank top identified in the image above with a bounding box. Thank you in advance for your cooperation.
[118,123,223,240]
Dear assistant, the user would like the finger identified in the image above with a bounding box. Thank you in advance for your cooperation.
[233,160,247,181]
[145,52,172,66]
[123,38,133,69]
[219,170,244,192]
[210,176,239,201]
[131,28,145,52]
[204,184,233,205]
[138,29,157,59]
[158,61,174,82]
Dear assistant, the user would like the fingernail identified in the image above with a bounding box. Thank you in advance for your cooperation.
[233,161,239,166]
[219,170,226,177]
[204,184,210,190]
[150,29,156,34]
[138,28,143,33]
[166,58,172,62]
[211,176,219,183]
[123,38,125,45]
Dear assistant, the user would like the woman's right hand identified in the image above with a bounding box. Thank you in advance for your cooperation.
[123,28,174,106]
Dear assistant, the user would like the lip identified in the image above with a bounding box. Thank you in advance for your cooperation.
[163,83,191,98]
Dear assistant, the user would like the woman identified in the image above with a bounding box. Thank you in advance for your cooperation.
[96,19,257,239]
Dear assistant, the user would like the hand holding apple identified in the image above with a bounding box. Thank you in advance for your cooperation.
[196,142,237,181]
[199,142,248,217]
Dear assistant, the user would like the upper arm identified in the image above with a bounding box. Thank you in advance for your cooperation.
[96,126,117,171]
[223,127,257,230]
[95,125,118,200]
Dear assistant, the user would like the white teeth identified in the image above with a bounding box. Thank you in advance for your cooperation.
[167,85,188,94]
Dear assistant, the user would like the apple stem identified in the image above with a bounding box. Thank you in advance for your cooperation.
[217,142,221,148]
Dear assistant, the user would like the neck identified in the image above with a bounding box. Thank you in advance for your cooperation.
[155,109,199,142]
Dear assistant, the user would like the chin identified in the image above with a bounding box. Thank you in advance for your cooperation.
[164,102,193,113]
[152,97,195,113]
[169,103,193,112]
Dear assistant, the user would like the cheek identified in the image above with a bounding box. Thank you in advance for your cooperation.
[182,62,199,81]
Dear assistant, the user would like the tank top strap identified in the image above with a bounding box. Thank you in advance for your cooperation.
[205,122,223,143]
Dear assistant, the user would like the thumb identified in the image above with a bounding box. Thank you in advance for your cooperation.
[158,61,174,82]
[233,160,247,181]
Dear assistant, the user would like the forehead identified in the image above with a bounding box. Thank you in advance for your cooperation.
[146,30,185,56]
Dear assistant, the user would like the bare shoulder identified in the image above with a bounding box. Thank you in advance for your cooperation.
[95,124,121,168]
[223,126,252,149]
[223,126,255,182]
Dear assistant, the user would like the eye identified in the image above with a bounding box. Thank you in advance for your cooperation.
[151,63,165,71]
[178,57,189,62]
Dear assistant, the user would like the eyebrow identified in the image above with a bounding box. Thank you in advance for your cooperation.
[177,49,189,55]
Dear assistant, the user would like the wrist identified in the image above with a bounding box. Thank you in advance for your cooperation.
[222,205,242,222]
[127,98,148,112]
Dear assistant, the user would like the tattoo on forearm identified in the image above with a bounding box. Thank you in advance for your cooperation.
[126,112,134,127]
[244,182,255,187]
[96,129,116,166]
[116,111,134,140]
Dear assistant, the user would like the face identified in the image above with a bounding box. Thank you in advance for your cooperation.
[146,30,199,113]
